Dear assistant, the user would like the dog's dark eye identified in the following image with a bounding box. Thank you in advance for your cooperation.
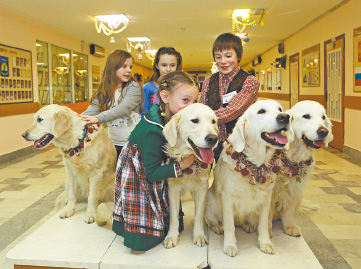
[303,114,311,119]
[212,119,216,124]
[279,107,282,112]
[37,117,43,123]
[322,115,326,120]
[191,119,199,124]
[257,109,266,114]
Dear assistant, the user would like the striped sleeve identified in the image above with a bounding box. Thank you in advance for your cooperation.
[173,162,183,178]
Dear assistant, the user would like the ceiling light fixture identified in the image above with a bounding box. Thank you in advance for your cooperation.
[94,14,129,43]
[145,49,157,63]
[127,37,151,53]
[232,8,266,40]
[211,62,218,74]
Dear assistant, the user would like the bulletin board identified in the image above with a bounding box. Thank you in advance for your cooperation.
[353,26,361,92]
[301,44,320,87]
[0,44,33,104]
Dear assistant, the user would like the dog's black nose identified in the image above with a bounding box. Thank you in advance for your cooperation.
[21,132,28,139]
[205,134,218,146]
[277,113,290,125]
[317,127,329,138]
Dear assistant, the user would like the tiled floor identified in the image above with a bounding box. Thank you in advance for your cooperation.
[0,146,360,268]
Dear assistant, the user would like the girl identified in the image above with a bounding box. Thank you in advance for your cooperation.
[142,47,182,115]
[112,71,199,251]
[80,50,142,158]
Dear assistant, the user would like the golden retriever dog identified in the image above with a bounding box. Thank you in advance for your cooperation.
[204,100,292,257]
[162,103,219,248]
[270,100,333,237]
[22,104,116,224]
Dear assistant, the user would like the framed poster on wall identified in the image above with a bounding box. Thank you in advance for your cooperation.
[353,26,361,92]
[301,44,320,87]
[0,43,33,104]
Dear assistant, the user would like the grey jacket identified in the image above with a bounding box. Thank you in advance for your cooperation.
[82,81,142,146]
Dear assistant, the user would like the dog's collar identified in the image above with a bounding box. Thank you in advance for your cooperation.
[280,151,314,180]
[225,145,282,185]
[183,160,210,176]
[62,123,100,158]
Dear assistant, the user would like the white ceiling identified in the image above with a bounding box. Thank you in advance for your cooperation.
[0,0,346,71]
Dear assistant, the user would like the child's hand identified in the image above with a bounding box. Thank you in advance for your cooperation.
[180,154,197,170]
[79,115,99,124]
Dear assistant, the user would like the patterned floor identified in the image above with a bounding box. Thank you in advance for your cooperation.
[0,146,360,269]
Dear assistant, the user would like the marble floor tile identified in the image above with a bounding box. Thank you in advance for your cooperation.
[345,258,361,269]
[329,239,361,258]
[316,224,361,240]
[311,212,361,225]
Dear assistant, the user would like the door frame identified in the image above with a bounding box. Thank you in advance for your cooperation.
[324,34,345,151]
[289,53,300,108]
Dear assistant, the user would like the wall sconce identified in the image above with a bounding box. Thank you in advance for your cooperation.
[145,49,157,63]
[75,70,87,78]
[126,37,151,53]
[94,14,129,43]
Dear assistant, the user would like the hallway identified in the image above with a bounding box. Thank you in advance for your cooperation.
[0,146,360,268]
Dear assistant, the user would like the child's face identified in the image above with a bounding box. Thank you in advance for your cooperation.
[214,48,239,75]
[156,54,178,78]
[161,83,199,118]
[115,57,133,85]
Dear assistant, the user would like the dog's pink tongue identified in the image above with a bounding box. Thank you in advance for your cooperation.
[199,148,214,164]
[314,140,324,147]
[270,132,288,145]
[33,140,41,150]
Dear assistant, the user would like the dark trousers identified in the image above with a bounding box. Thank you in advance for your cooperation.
[115,145,123,161]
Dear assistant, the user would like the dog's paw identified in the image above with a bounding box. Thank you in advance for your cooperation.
[163,236,178,249]
[223,244,238,257]
[259,242,275,254]
[193,235,207,247]
[211,225,224,235]
[241,222,257,233]
[284,225,301,237]
[84,214,96,224]
[59,206,75,219]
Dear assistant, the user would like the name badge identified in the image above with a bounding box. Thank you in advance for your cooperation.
[222,91,237,104]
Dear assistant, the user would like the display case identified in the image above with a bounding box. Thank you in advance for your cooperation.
[36,40,49,105]
[74,52,89,102]
[92,65,100,95]
[51,45,72,104]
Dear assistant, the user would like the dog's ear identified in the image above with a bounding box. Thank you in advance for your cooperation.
[227,116,247,152]
[163,111,183,147]
[52,109,72,137]
[324,116,334,148]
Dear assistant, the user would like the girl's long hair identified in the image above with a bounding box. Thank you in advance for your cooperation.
[91,50,134,111]
[150,47,182,83]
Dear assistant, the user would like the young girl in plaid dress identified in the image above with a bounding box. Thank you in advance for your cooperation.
[112,71,199,250]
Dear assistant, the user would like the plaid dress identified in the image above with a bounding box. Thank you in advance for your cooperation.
[114,141,170,237]
[112,104,183,251]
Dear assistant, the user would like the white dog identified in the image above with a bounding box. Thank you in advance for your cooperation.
[22,104,116,224]
[270,100,333,237]
[204,100,292,257]
[162,103,219,248]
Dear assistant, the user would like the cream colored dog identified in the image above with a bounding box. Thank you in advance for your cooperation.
[204,100,292,257]
[22,104,116,224]
[270,100,333,237]
[163,103,219,248]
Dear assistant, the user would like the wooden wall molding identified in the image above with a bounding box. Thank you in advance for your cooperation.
[344,96,361,111]
[258,92,289,101]
[0,102,90,117]
[0,102,39,117]
[298,95,325,105]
